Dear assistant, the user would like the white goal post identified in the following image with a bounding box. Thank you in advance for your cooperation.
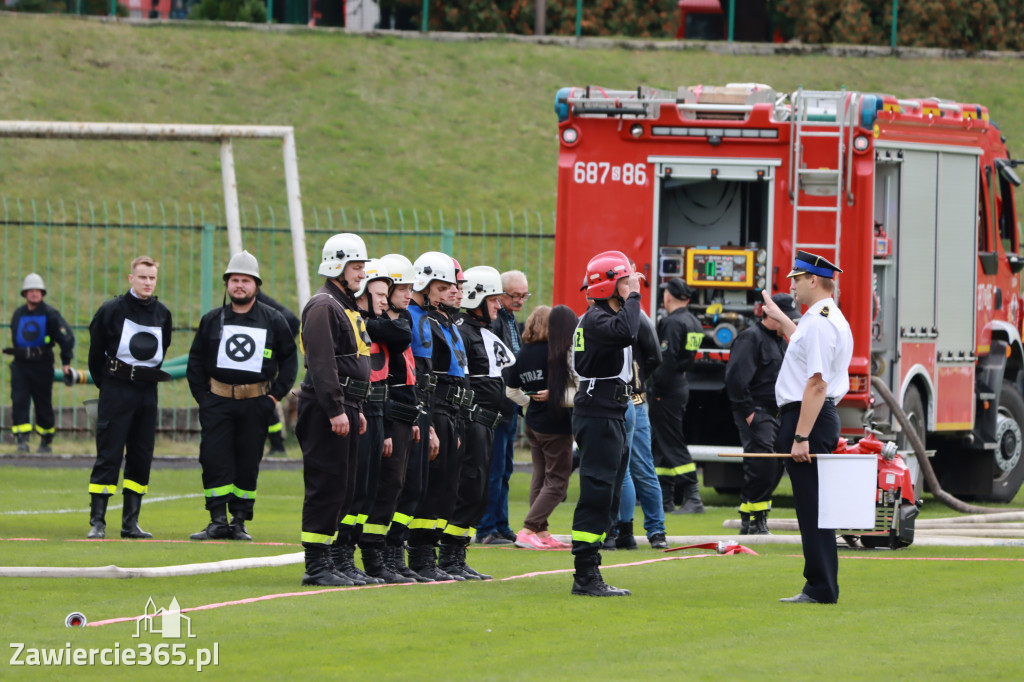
[0,121,313,307]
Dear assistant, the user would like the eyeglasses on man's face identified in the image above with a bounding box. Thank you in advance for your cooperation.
[503,291,531,301]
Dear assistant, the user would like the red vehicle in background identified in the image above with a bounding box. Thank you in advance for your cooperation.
[553,83,1024,502]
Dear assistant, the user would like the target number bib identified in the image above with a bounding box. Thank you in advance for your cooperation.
[216,325,268,373]
[116,319,165,367]
[481,328,515,378]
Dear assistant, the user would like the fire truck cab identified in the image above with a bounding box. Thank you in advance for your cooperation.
[553,83,1024,502]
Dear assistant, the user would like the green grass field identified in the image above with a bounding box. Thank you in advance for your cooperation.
[1,464,1022,680]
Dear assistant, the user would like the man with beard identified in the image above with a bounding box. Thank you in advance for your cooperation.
[186,251,297,542]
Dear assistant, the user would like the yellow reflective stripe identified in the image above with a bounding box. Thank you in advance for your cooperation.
[743,500,771,513]
[35,425,55,435]
[655,463,696,476]
[206,484,234,498]
[571,530,605,544]
[122,480,148,495]
[408,518,436,530]
[436,518,448,531]
[391,512,413,527]
[267,422,283,434]
[301,532,333,545]
[233,487,256,500]
[362,523,390,536]
[685,332,704,351]
[12,424,32,434]
[355,514,368,525]
[442,524,471,537]
[89,483,117,495]
[340,515,357,526]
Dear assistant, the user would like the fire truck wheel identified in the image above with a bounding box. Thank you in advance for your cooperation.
[990,382,1024,503]
[897,385,926,499]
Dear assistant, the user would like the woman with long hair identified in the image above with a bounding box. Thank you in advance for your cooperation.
[506,304,579,550]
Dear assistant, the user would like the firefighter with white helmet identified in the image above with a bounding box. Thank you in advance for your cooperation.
[6,272,75,454]
[439,264,513,580]
[185,250,297,542]
[296,233,372,586]
[569,250,641,597]
[87,256,173,540]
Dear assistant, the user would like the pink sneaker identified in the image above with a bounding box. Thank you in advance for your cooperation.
[539,534,570,550]
[514,530,550,550]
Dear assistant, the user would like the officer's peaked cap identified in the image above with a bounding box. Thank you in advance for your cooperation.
[787,250,842,279]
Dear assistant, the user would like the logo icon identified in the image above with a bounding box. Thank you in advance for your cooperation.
[134,597,196,639]
[225,333,256,362]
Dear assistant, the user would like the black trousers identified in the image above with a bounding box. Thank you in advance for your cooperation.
[409,406,459,547]
[11,361,54,434]
[297,395,361,545]
[650,384,697,493]
[777,401,841,604]
[388,408,431,545]
[442,418,495,545]
[732,408,784,511]
[337,411,384,544]
[197,393,274,519]
[571,414,629,564]
[89,378,158,494]
[361,418,415,547]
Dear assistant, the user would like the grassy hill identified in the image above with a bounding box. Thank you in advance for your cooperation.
[3,14,1024,215]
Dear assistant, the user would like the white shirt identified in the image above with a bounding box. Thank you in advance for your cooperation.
[775,297,853,407]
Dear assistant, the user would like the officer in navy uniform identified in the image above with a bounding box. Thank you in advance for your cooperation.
[650,277,706,514]
[762,250,853,605]
[186,251,297,542]
[86,256,173,540]
[6,273,75,453]
[725,293,801,535]
[570,250,641,597]
[296,233,371,587]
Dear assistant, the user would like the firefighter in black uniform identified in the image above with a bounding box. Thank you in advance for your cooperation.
[7,273,75,453]
[724,293,800,535]
[186,251,297,542]
[570,250,641,597]
[650,277,706,514]
[296,233,371,587]
[255,290,300,455]
[86,256,173,540]
[441,265,514,580]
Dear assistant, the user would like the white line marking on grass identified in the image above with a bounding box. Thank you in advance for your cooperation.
[0,493,203,515]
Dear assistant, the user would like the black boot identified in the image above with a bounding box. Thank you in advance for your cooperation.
[15,433,29,454]
[190,504,233,540]
[330,543,382,585]
[229,515,252,541]
[602,526,618,551]
[659,478,676,513]
[120,491,153,539]
[302,543,356,587]
[387,544,433,583]
[614,521,638,550]
[571,556,631,597]
[408,544,464,582]
[361,544,415,584]
[87,494,107,539]
[267,431,286,455]
[648,532,669,550]
[739,512,751,535]
[750,510,772,535]
[37,432,54,454]
[457,541,492,581]
[673,481,706,515]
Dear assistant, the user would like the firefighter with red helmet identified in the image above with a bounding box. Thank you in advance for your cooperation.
[569,250,641,597]
[766,250,853,605]
[296,233,371,587]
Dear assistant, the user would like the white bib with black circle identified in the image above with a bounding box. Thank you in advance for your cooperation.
[217,325,267,373]
[481,327,516,378]
[116,319,165,368]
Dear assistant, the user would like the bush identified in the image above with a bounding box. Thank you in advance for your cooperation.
[189,0,267,23]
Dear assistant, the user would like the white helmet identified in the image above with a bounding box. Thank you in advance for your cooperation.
[461,266,503,311]
[223,250,262,286]
[379,253,417,286]
[354,258,394,298]
[318,233,369,279]
[413,251,457,293]
[20,273,46,296]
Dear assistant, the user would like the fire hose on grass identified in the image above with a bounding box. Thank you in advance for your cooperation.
[871,376,1024,515]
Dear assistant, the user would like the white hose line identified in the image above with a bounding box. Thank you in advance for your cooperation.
[920,511,1024,524]
[0,552,302,579]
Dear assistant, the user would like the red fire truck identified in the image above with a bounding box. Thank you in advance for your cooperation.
[553,83,1024,502]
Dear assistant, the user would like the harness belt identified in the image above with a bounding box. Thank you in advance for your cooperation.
[631,390,646,406]
[105,356,172,383]
[367,384,389,403]
[209,377,270,400]
[339,377,371,401]
[460,388,476,408]
[3,347,47,360]
[469,405,503,429]
[415,373,437,394]
[583,379,632,405]
[778,397,835,418]
[442,383,467,406]
[386,399,422,425]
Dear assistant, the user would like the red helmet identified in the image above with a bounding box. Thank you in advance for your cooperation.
[583,250,630,300]
[452,257,469,283]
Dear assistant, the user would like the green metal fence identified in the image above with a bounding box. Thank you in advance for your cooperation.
[0,198,555,439]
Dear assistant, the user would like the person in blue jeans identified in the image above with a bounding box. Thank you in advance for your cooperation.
[475,270,528,544]
[617,399,667,548]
